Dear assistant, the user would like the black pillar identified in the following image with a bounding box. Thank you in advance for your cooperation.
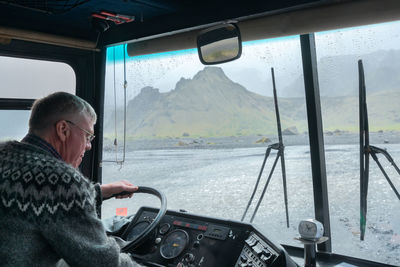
[300,33,331,252]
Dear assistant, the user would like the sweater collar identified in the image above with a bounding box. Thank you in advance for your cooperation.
[21,133,62,160]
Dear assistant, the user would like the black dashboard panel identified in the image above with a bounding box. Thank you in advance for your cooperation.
[124,207,298,267]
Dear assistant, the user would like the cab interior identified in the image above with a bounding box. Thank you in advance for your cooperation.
[1,0,400,266]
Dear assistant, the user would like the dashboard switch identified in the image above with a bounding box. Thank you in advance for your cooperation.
[193,241,200,248]
[262,248,271,258]
[245,236,257,247]
[252,244,262,256]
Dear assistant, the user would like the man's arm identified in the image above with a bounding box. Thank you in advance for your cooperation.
[93,180,138,216]
[38,187,140,267]
[101,180,138,200]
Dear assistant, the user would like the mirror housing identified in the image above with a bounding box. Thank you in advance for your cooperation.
[197,23,242,65]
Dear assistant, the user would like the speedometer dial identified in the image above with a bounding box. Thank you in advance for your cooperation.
[160,229,189,259]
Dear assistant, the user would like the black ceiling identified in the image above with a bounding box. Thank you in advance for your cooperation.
[0,0,334,48]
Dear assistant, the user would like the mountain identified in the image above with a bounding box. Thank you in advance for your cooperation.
[104,67,307,138]
[321,89,400,132]
[282,49,400,97]
[104,66,399,139]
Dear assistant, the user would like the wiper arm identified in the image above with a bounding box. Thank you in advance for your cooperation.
[241,68,289,227]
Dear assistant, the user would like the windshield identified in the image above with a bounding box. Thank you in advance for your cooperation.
[101,20,400,266]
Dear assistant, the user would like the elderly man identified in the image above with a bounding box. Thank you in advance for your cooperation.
[0,92,140,266]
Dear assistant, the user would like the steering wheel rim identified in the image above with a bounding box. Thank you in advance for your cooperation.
[121,186,167,252]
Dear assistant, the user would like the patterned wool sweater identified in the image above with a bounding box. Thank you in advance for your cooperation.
[0,141,138,267]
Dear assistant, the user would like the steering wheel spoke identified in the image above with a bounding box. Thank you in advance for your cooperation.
[120,186,167,252]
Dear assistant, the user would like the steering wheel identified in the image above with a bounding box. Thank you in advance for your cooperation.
[120,186,167,252]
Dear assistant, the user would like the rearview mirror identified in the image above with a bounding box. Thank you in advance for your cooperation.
[197,23,242,65]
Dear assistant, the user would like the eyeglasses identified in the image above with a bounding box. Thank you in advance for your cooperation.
[66,120,95,143]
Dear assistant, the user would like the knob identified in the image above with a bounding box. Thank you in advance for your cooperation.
[184,253,195,263]
[155,237,162,244]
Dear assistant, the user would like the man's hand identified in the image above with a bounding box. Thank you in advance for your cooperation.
[101,180,138,200]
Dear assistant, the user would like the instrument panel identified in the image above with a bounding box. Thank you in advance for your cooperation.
[123,207,297,267]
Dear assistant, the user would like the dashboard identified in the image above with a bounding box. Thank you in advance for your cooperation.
[120,207,298,267]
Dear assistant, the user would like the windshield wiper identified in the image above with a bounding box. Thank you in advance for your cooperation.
[359,60,400,240]
[241,68,289,227]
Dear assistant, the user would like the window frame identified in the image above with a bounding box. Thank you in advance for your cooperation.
[0,39,106,183]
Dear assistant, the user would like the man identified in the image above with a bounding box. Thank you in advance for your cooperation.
[0,92,140,266]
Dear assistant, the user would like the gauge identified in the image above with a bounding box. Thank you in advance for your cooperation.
[160,229,189,259]
[159,223,171,235]
[126,221,150,241]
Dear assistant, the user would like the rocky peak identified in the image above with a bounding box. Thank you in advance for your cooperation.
[175,77,190,90]
[138,86,160,97]
[128,86,160,108]
[193,67,230,82]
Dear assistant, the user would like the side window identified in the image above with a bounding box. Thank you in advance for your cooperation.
[0,56,76,141]
[0,56,75,99]
[0,110,30,141]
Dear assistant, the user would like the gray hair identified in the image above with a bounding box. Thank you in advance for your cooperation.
[29,92,97,132]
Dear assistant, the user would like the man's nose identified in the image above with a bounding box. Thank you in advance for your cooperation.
[86,141,92,150]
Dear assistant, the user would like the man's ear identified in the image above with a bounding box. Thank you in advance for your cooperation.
[55,120,69,142]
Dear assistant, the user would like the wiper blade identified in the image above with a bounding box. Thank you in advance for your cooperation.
[358,60,400,240]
